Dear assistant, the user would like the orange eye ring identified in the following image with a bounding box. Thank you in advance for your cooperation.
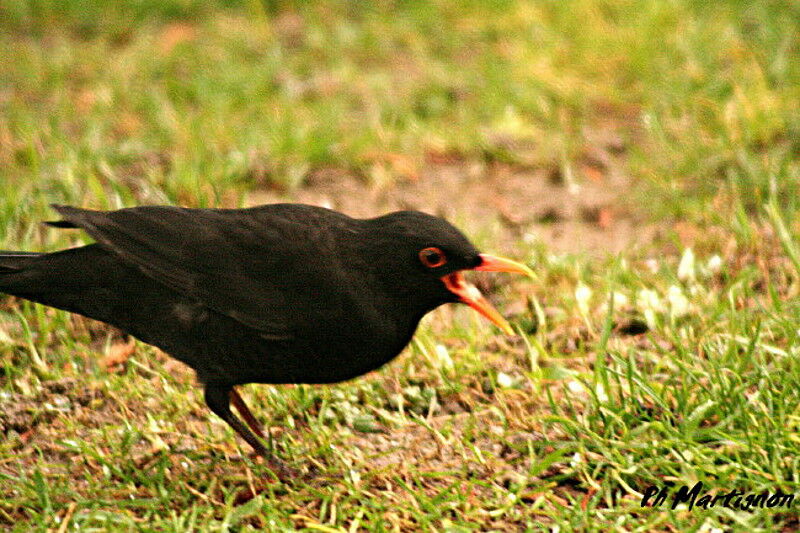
[419,247,447,268]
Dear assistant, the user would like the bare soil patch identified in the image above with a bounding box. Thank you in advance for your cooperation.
[248,156,653,256]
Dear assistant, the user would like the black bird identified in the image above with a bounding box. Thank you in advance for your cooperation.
[0,204,532,459]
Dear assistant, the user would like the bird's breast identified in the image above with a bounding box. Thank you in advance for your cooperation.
[263,311,420,385]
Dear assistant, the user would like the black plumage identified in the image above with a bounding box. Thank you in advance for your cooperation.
[0,203,531,459]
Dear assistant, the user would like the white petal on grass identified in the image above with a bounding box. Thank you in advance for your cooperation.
[599,291,630,314]
[567,380,585,394]
[611,291,629,307]
[435,344,453,370]
[644,308,657,329]
[638,288,661,311]
[667,285,690,317]
[496,371,513,388]
[595,382,609,403]
[677,248,696,281]
[707,254,723,273]
[575,283,592,316]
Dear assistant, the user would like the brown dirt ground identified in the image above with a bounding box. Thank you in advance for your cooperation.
[247,150,654,257]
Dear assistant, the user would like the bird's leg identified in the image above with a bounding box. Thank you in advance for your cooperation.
[204,383,268,457]
[229,388,265,439]
[229,388,276,455]
[205,384,293,479]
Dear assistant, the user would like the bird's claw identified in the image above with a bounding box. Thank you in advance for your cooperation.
[250,453,298,481]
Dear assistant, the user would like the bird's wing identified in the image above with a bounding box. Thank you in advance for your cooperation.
[48,204,351,339]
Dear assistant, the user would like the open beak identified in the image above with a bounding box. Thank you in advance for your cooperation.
[440,253,534,335]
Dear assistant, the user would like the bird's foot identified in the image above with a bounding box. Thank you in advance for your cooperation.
[251,453,299,481]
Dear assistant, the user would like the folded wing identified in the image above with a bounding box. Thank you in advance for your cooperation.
[49,204,353,340]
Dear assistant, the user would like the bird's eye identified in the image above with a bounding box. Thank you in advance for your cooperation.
[419,247,447,268]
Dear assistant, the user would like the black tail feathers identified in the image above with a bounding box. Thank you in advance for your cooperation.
[0,251,43,272]
[45,220,78,228]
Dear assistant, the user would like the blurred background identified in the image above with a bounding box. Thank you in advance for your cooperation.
[2,1,797,246]
[1,1,799,530]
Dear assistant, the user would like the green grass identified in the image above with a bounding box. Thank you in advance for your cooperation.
[1,0,799,531]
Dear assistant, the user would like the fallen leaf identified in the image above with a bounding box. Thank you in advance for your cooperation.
[598,207,614,229]
[103,338,136,371]
[581,164,605,183]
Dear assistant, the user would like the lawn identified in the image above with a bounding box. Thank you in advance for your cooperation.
[1,0,799,531]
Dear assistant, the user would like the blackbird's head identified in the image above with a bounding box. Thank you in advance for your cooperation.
[362,211,533,334]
